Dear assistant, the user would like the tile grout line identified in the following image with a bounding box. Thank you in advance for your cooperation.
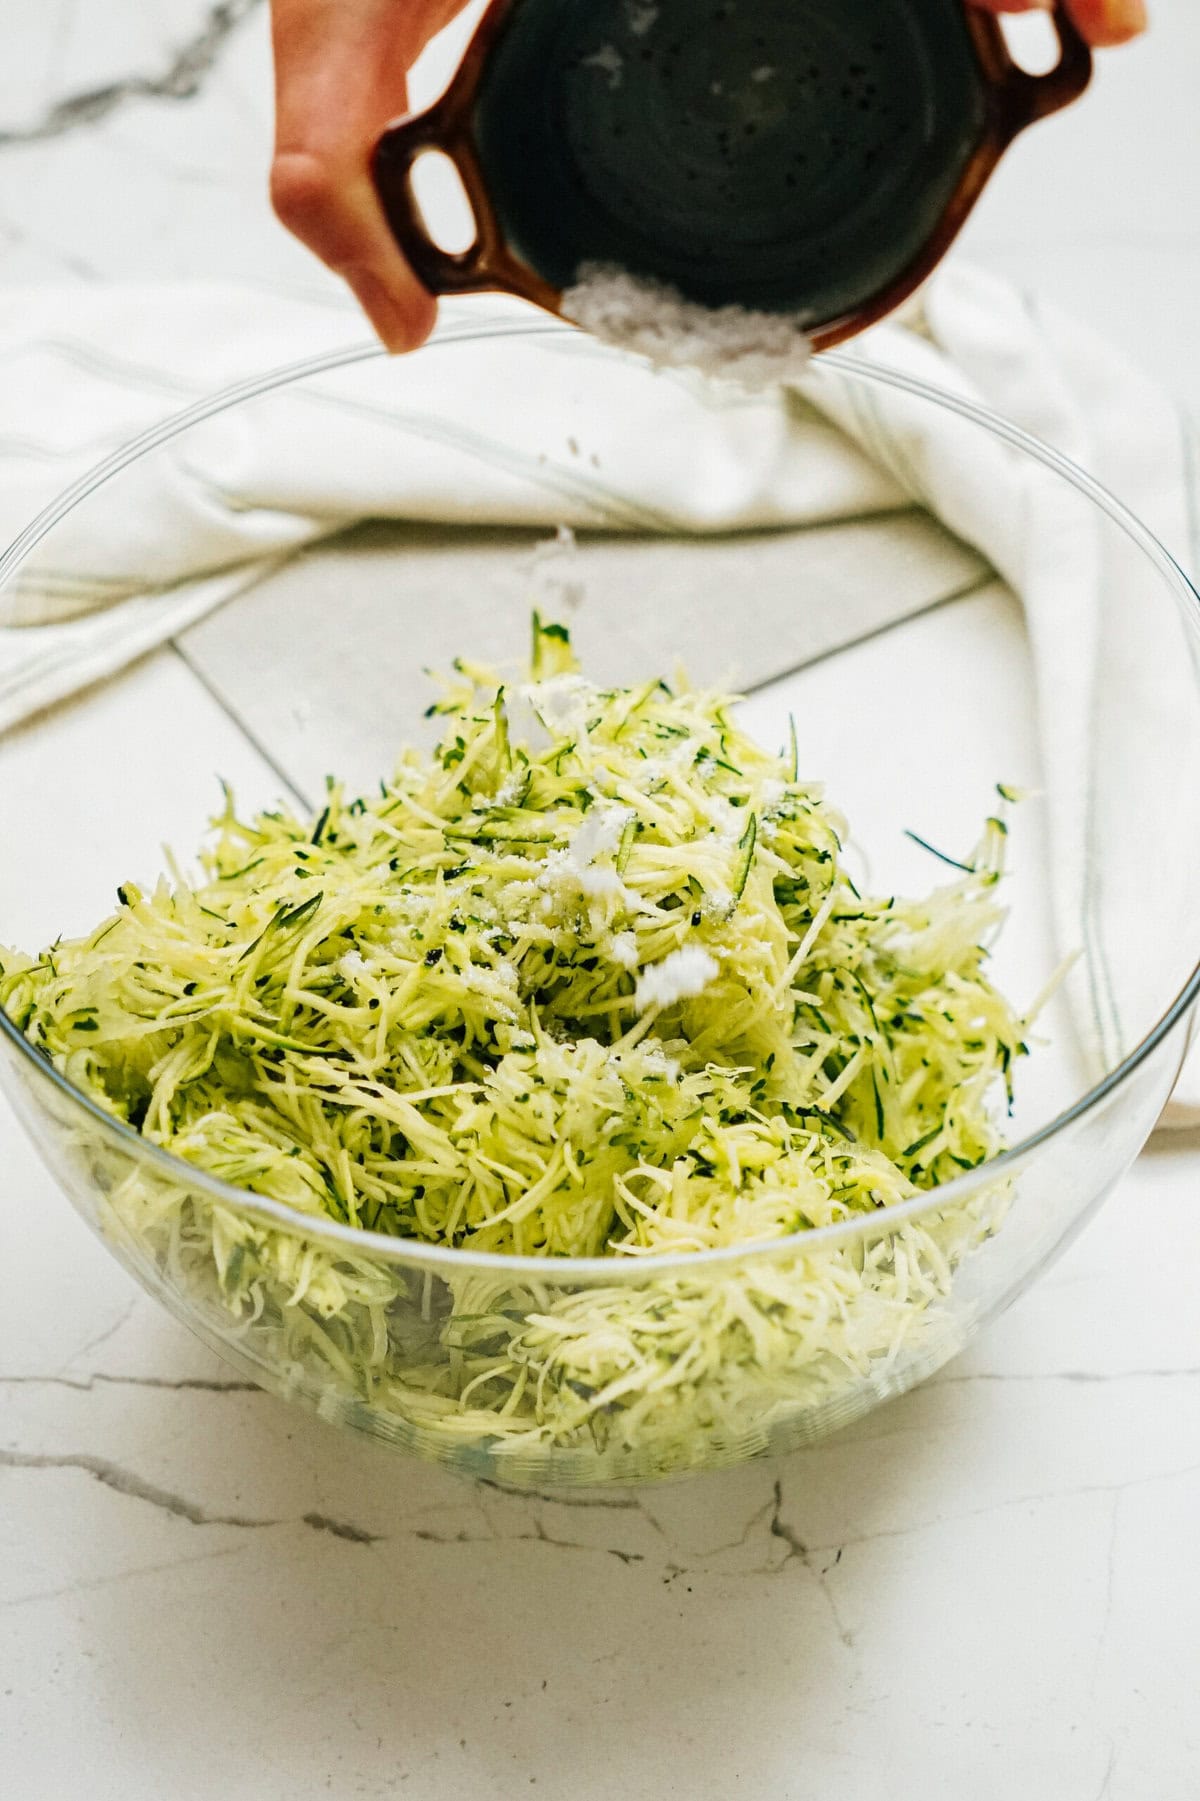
[169,635,314,813]
[741,567,998,697]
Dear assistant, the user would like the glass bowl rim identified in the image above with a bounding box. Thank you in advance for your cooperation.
[2,323,1198,1282]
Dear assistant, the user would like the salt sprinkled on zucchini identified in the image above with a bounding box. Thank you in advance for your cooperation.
[0,618,1030,1467]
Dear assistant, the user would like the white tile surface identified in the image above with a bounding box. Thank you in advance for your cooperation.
[2,4,1199,1798]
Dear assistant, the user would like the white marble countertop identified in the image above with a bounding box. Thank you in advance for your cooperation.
[2,5,1199,1798]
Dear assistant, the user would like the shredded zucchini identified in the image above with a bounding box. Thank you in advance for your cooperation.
[0,619,1028,1472]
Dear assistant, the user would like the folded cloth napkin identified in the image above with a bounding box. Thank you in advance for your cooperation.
[1,265,1198,1120]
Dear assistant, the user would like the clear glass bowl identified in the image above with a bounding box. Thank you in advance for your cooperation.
[2,326,1198,1487]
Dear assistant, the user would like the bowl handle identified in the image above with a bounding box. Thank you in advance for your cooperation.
[372,109,493,297]
[372,0,561,308]
[981,2,1094,134]
[373,102,562,310]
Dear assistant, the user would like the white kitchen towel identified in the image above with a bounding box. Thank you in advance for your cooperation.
[1,267,1198,1119]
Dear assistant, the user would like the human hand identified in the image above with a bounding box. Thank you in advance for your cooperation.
[269,0,469,352]
[969,0,1148,48]
[270,0,1149,355]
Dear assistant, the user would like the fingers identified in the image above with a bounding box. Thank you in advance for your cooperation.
[269,0,468,350]
[1063,0,1147,45]
[968,0,1148,47]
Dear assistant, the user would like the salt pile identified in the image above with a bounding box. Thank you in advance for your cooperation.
[562,262,813,389]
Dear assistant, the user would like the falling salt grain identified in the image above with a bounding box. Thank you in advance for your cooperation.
[529,523,584,615]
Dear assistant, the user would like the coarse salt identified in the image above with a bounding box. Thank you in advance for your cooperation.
[493,772,526,808]
[568,802,634,870]
[523,672,592,737]
[610,931,640,970]
[634,946,720,1013]
[562,263,813,390]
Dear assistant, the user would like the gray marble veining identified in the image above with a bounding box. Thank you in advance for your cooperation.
[0,1,265,146]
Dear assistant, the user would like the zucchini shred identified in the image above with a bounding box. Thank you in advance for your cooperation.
[0,618,1029,1471]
